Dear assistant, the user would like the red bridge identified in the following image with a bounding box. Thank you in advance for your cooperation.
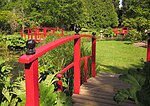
[18,28,149,106]
[19,27,96,106]
[112,27,128,35]
[20,27,64,42]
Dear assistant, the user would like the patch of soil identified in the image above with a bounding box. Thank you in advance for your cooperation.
[134,42,147,48]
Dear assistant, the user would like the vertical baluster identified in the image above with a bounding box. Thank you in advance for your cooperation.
[56,74,63,92]
[84,57,88,82]
[43,28,47,38]
[92,32,96,77]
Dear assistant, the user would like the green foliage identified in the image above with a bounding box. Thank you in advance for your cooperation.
[0,10,19,34]
[103,27,116,37]
[122,17,150,32]
[122,0,150,20]
[80,0,119,30]
[0,57,25,106]
[122,17,150,41]
[125,29,142,43]
[39,74,72,106]
[114,62,150,105]
[0,34,26,50]
[0,0,119,33]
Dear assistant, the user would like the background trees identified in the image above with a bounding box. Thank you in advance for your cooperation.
[121,0,150,31]
[0,0,119,33]
[80,0,119,29]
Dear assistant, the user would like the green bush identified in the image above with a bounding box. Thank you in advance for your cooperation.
[122,17,150,32]
[0,57,25,106]
[0,10,19,34]
[0,34,26,50]
[125,29,142,43]
[103,27,116,37]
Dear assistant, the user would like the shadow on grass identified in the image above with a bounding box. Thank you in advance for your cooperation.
[99,63,144,74]
[124,42,132,45]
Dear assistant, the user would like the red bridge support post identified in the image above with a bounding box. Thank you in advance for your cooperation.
[147,33,150,62]
[74,27,81,94]
[92,32,96,77]
[25,40,39,106]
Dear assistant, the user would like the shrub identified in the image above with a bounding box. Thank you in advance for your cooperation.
[0,34,26,50]
[103,27,116,37]
[0,10,19,34]
[125,29,142,43]
[0,57,25,106]
[122,17,150,32]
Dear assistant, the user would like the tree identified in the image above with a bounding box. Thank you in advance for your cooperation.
[122,0,150,19]
[0,0,119,32]
[121,0,150,31]
[80,0,119,29]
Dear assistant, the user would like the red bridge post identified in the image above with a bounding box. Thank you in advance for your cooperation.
[25,40,39,106]
[74,26,81,94]
[92,32,96,77]
[147,33,150,62]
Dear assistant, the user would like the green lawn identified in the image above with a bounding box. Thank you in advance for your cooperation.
[95,41,146,74]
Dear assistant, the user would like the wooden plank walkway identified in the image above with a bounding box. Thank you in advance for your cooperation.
[72,73,136,106]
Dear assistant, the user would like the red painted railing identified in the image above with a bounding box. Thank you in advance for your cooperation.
[18,29,96,106]
[20,27,64,42]
[112,27,128,35]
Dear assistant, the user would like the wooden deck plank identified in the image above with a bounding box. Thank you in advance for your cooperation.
[72,73,136,106]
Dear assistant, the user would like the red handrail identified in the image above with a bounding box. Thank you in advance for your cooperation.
[19,33,96,106]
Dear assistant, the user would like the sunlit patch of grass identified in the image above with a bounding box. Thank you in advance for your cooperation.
[95,41,146,74]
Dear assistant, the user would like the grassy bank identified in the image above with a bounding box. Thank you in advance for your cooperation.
[95,41,146,74]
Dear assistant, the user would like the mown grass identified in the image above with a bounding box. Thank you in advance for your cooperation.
[95,40,146,74]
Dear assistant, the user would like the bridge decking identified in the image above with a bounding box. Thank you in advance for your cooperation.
[72,73,136,106]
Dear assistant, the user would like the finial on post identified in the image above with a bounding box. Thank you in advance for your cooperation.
[26,39,36,55]
[92,32,96,36]
[75,26,81,35]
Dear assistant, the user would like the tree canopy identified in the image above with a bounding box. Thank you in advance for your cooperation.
[120,0,150,32]
[0,0,119,33]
